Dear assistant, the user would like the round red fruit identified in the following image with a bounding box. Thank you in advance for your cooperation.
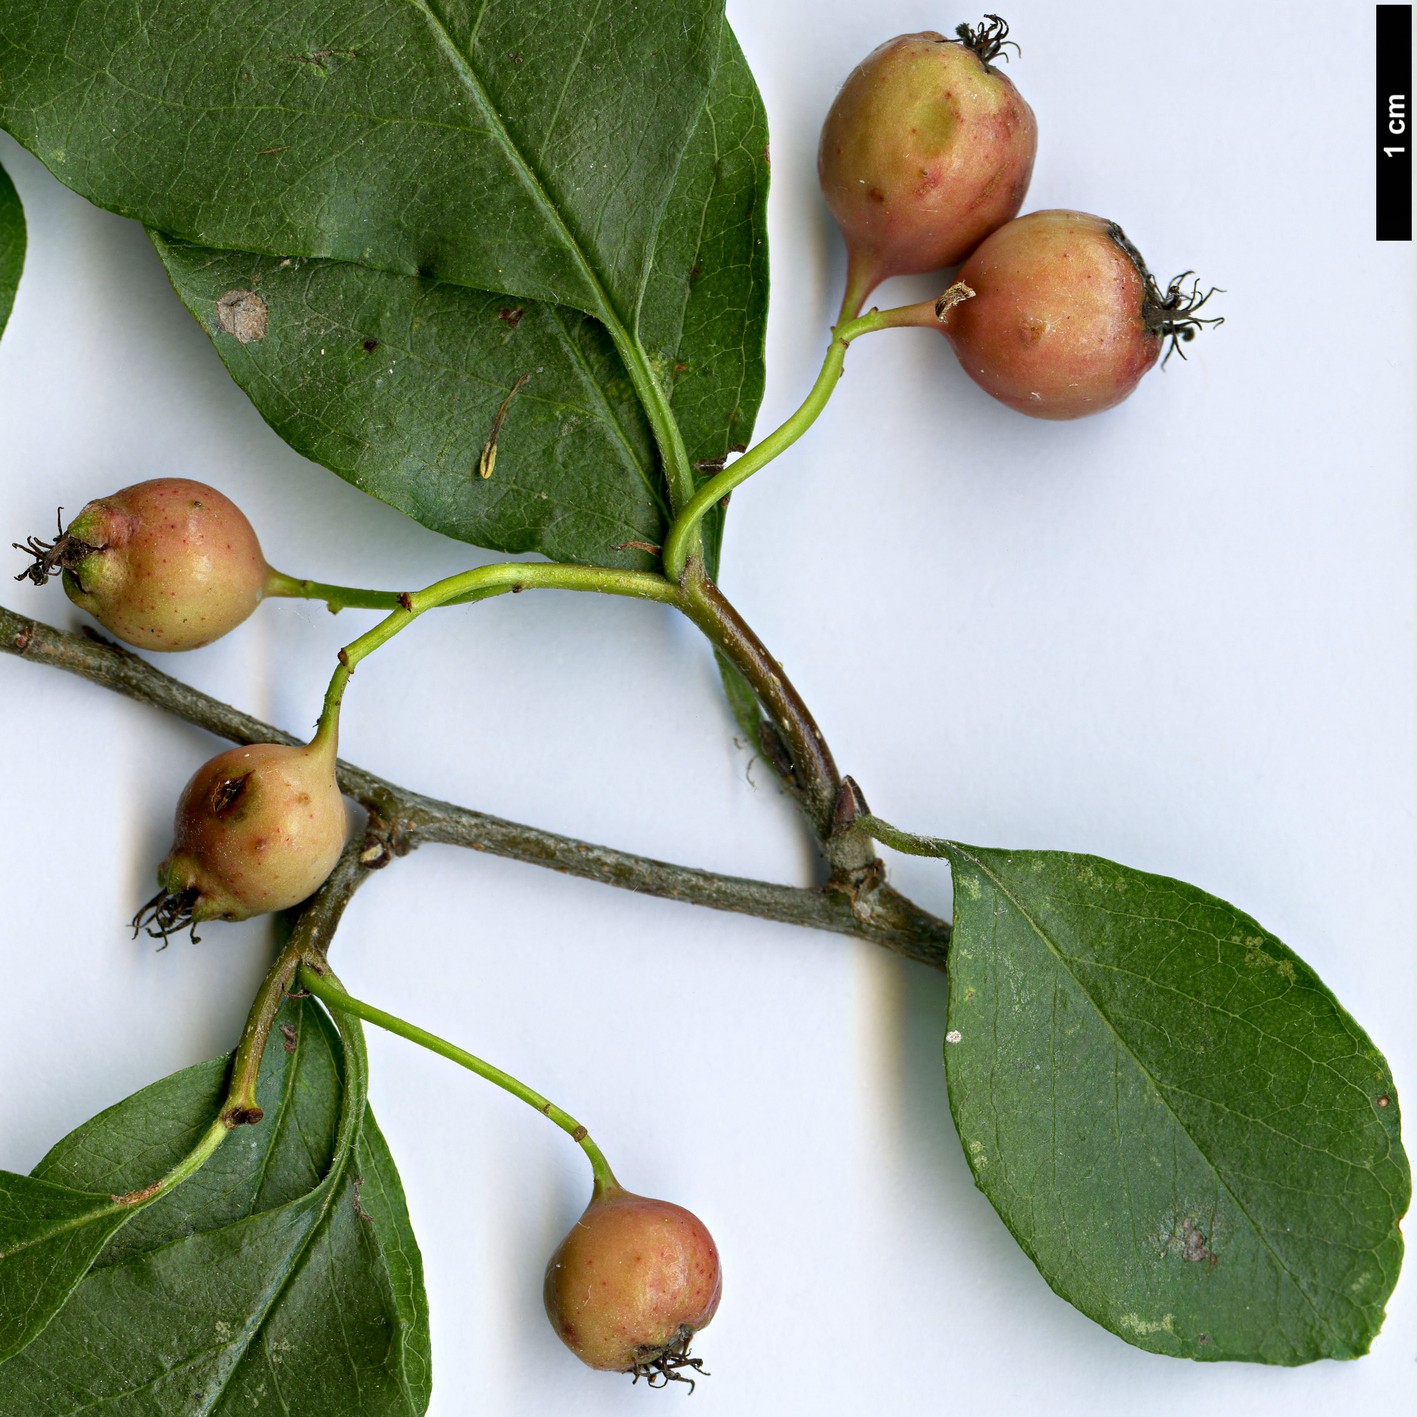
[31,478,269,650]
[943,209,1217,420]
[819,21,1037,309]
[544,1185,722,1385]
[137,737,348,939]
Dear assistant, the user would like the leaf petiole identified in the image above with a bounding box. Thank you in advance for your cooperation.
[856,814,953,858]
[296,964,619,1193]
[106,1115,229,1208]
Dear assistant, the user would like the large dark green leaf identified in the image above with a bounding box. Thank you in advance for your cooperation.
[148,17,767,567]
[152,235,667,569]
[0,159,22,339]
[0,0,721,324]
[0,1,765,560]
[941,843,1408,1364]
[0,999,431,1416]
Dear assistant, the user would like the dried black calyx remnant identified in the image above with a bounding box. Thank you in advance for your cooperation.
[1144,272,1225,365]
[1107,222,1224,367]
[131,886,202,947]
[12,509,99,586]
[627,1327,708,1394]
[954,14,1019,65]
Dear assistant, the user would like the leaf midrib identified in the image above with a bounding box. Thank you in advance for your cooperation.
[409,0,626,328]
[193,1050,391,1416]
[410,0,703,510]
[949,843,1344,1340]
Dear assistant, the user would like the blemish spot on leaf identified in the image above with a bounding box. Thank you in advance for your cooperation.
[215,289,268,344]
[497,307,525,328]
[945,1030,962,1044]
[1181,1220,1212,1263]
[1242,937,1297,983]
[284,47,359,72]
[1118,1313,1176,1338]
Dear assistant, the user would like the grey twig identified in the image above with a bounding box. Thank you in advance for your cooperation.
[2,605,950,968]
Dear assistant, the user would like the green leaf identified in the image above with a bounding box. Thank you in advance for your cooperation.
[0,999,431,1415]
[0,159,23,340]
[0,0,722,324]
[942,843,1409,1364]
[2,4,768,567]
[0,1,770,563]
[151,235,666,569]
[142,15,767,568]
[0,1175,131,1364]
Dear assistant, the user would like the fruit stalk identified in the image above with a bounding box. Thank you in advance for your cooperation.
[659,293,968,583]
[296,963,618,1190]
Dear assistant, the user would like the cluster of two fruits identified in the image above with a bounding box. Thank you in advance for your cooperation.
[14,477,721,1385]
[16,478,345,936]
[820,19,1217,418]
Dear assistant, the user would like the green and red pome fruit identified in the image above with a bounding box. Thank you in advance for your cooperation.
[819,18,1038,312]
[544,1181,722,1389]
[943,209,1221,419]
[15,477,270,649]
[135,734,348,941]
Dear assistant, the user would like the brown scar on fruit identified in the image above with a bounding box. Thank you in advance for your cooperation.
[215,289,269,344]
[210,773,251,818]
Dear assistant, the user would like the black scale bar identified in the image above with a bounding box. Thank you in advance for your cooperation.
[1377,5,1412,240]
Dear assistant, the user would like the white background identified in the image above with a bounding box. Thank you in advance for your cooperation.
[0,1,1412,1413]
